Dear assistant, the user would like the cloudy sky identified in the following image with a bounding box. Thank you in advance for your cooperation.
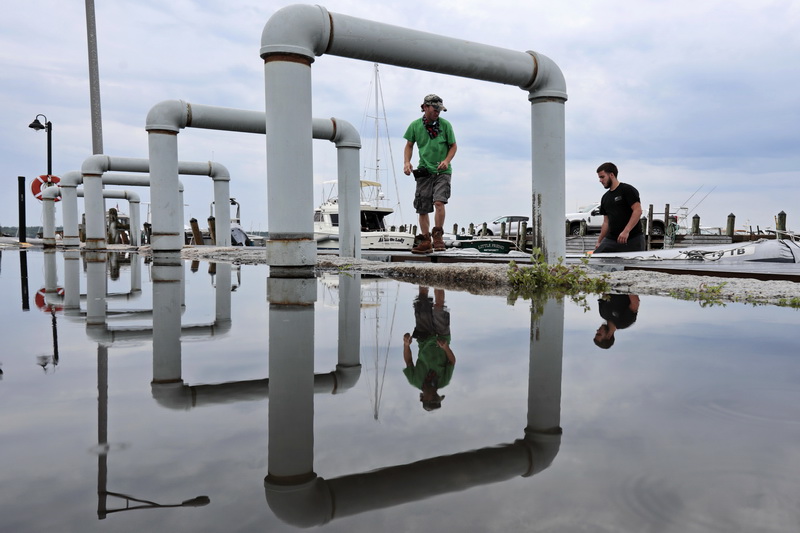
[2,0,798,234]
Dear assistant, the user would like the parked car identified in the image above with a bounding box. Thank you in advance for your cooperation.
[472,215,530,236]
[566,203,667,236]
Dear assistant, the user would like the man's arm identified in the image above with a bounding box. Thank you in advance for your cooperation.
[403,141,414,175]
[617,201,643,244]
[596,216,610,249]
[403,332,413,367]
[437,142,458,172]
[437,338,456,365]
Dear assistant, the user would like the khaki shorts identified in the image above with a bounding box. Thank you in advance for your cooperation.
[413,172,451,214]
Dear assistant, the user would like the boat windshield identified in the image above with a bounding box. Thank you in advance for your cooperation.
[361,211,386,231]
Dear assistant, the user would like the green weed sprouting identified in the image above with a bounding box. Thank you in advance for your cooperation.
[668,281,728,307]
[507,248,610,311]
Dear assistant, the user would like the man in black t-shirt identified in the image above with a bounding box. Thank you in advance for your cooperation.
[593,162,645,253]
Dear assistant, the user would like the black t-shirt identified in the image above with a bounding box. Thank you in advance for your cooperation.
[599,182,642,239]
[598,294,638,329]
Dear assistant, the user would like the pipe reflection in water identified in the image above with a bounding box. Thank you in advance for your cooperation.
[264,280,563,527]
[89,252,232,518]
[81,253,563,526]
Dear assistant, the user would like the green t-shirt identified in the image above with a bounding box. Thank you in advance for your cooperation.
[402,335,454,390]
[403,118,456,175]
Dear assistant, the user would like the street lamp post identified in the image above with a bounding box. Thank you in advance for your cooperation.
[28,114,53,177]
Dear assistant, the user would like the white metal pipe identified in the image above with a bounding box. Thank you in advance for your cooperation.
[264,57,316,266]
[80,155,230,250]
[146,99,361,257]
[59,172,185,248]
[261,4,567,263]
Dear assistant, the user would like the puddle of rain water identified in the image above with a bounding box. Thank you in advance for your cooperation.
[1,249,799,533]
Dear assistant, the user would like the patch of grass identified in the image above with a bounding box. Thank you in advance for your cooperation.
[507,248,610,311]
[668,281,728,307]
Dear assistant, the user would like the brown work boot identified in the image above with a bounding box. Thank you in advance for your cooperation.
[412,233,433,254]
[431,226,446,251]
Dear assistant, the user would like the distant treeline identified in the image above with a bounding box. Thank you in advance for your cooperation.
[1,226,62,238]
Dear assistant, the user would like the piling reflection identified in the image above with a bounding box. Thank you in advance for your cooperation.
[593,294,640,349]
[402,286,454,412]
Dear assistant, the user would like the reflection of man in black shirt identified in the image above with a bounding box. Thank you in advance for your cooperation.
[594,294,640,349]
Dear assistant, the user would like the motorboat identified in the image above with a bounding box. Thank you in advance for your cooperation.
[314,180,414,251]
[314,64,414,252]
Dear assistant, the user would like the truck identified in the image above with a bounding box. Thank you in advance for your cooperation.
[566,203,667,236]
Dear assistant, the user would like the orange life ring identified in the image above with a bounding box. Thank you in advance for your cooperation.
[31,175,61,201]
[35,287,65,313]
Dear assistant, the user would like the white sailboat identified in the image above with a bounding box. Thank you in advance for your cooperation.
[314,64,415,252]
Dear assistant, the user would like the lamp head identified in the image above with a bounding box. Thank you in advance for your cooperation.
[29,117,46,131]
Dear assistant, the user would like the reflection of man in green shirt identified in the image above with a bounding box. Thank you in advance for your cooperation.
[402,286,455,411]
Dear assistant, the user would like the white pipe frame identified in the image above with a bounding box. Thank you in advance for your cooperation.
[54,170,187,248]
[261,4,567,264]
[145,100,361,256]
[41,183,142,247]
[80,155,231,250]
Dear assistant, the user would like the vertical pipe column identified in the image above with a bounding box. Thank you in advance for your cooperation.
[42,195,57,248]
[214,262,232,326]
[63,249,82,314]
[151,253,184,383]
[263,58,316,266]
[43,249,59,300]
[337,139,361,259]
[83,172,106,250]
[336,272,362,386]
[524,297,563,476]
[213,179,231,246]
[148,131,184,251]
[61,180,81,247]
[529,97,566,262]
[266,277,317,482]
[85,252,108,327]
[129,199,141,247]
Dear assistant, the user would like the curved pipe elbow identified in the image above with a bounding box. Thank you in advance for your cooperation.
[41,186,61,200]
[264,476,333,527]
[146,99,189,133]
[523,51,568,102]
[332,364,361,393]
[123,191,141,203]
[81,154,112,175]
[260,4,331,60]
[522,428,562,477]
[208,161,231,181]
[151,382,193,410]
[329,118,361,149]
[60,170,82,187]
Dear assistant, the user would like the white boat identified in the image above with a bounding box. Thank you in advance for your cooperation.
[314,180,415,251]
[314,63,414,252]
[575,238,800,263]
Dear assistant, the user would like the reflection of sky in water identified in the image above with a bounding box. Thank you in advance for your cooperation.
[1,250,799,532]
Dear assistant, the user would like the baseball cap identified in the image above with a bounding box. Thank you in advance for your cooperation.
[422,94,447,111]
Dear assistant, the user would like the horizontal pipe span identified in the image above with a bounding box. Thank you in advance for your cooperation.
[260,4,565,97]
[146,100,360,148]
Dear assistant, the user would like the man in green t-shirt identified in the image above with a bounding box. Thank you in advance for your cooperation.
[402,286,455,411]
[403,94,458,254]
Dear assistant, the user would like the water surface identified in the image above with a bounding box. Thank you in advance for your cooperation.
[1,250,799,532]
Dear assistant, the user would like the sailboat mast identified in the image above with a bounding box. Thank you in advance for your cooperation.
[373,64,380,186]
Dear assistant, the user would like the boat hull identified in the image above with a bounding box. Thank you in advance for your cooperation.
[316,230,415,251]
